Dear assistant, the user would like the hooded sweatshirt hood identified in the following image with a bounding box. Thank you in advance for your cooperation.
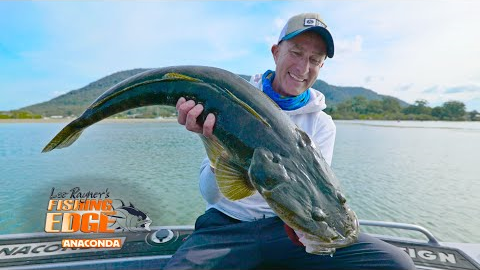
[284,88,327,116]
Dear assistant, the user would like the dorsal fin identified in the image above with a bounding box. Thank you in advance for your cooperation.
[223,88,271,128]
[161,72,202,82]
[90,73,202,110]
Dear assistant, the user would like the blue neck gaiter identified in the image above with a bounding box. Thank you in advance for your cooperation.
[262,70,310,111]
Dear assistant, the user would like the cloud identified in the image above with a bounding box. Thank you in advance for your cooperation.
[444,85,480,94]
[335,35,363,55]
[422,86,440,94]
[1,1,281,110]
[2,1,480,111]
[311,1,480,111]
[395,83,414,92]
[364,75,384,84]
[0,79,78,110]
[18,2,274,77]
[264,16,288,49]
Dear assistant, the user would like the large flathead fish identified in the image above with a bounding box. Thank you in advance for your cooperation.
[42,66,359,254]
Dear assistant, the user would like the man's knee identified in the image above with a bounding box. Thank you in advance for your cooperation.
[356,234,416,270]
[390,248,416,270]
[376,241,416,270]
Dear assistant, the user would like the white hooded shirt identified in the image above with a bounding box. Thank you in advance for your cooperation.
[198,74,336,221]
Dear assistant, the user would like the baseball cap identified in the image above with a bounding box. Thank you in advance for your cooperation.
[278,13,334,58]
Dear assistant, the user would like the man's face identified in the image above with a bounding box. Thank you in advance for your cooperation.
[271,31,327,96]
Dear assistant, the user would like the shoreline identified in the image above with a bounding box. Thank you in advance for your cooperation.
[1,118,477,124]
[0,118,178,124]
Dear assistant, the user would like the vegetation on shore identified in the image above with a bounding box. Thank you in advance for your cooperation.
[0,110,42,119]
[3,97,478,122]
[325,97,479,121]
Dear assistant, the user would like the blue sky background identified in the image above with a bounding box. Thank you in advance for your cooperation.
[1,1,480,111]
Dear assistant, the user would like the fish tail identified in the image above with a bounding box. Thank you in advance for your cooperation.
[42,124,84,153]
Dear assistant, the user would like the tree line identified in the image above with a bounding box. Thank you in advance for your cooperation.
[324,97,480,121]
[2,97,479,121]
[0,110,42,119]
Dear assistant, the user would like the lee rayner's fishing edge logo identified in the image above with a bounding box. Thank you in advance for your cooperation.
[45,187,152,248]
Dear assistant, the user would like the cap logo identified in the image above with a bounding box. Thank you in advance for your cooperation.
[304,18,327,28]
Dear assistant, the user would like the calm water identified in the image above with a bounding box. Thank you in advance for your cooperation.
[0,120,479,243]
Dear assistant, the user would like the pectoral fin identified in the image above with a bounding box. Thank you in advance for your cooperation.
[200,135,255,200]
[215,155,256,201]
[200,135,225,169]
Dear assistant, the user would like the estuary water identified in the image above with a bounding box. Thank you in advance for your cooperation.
[0,120,479,243]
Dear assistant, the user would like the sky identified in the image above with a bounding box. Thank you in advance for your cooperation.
[1,0,480,111]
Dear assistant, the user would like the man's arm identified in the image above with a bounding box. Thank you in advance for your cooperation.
[198,157,222,204]
[312,120,336,166]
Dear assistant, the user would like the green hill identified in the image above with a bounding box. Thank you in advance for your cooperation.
[20,69,408,118]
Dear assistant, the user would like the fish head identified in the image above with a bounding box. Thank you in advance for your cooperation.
[248,130,359,249]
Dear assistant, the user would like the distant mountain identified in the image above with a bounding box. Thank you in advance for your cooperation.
[310,80,408,108]
[21,69,151,117]
[21,69,409,117]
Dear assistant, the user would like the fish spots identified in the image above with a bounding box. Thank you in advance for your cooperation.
[312,207,327,221]
[249,148,289,192]
[336,191,347,204]
[297,140,306,149]
[296,128,312,148]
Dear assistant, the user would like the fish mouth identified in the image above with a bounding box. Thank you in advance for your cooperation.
[257,169,359,248]
[306,208,359,248]
[269,196,359,248]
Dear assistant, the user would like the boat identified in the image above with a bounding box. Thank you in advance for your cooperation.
[1,220,478,269]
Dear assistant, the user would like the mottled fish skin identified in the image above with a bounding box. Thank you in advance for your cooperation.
[42,66,359,252]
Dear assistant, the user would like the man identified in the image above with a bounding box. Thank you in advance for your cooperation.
[165,13,415,270]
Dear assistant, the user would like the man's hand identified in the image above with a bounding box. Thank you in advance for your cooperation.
[176,97,215,138]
